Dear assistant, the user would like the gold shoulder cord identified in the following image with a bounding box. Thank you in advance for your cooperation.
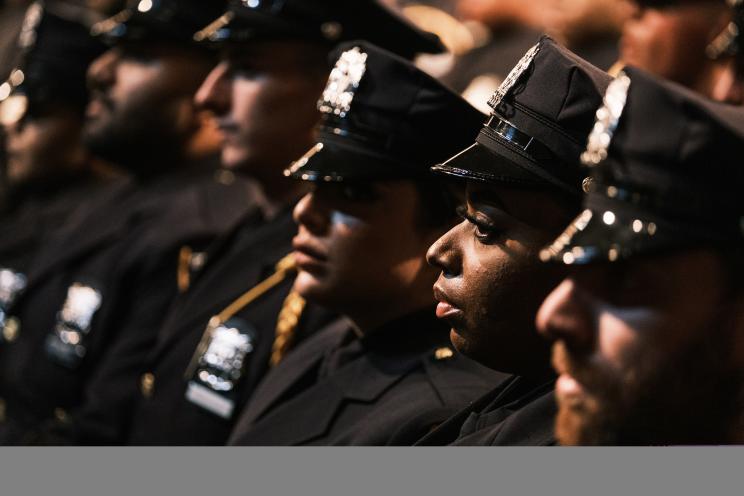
[177,246,193,293]
[184,254,306,380]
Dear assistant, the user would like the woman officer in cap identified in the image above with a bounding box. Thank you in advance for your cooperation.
[227,40,506,446]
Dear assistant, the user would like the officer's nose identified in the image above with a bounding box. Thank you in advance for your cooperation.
[87,48,118,92]
[293,189,330,235]
[536,276,596,351]
[195,62,231,115]
[426,221,463,279]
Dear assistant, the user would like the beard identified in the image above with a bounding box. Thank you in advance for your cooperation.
[82,97,189,175]
[553,314,744,446]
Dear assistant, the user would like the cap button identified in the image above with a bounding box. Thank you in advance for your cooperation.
[434,347,454,361]
[140,373,155,398]
[54,408,70,424]
[320,22,343,41]
[2,317,20,343]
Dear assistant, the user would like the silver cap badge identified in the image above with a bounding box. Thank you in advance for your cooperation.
[581,71,631,167]
[488,42,540,110]
[318,46,368,118]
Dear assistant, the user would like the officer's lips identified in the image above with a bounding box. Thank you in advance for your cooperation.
[292,238,328,272]
[433,285,463,320]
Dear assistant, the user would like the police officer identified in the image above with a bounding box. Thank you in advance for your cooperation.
[227,41,504,446]
[537,66,744,445]
[621,0,740,101]
[0,4,117,313]
[416,36,613,445]
[0,0,260,444]
[124,0,447,445]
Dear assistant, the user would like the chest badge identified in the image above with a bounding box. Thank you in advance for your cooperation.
[184,317,258,419]
[0,268,27,344]
[45,283,103,368]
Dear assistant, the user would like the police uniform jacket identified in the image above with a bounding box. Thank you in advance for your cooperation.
[414,375,557,446]
[228,309,508,446]
[0,174,114,273]
[125,208,335,445]
[0,169,259,445]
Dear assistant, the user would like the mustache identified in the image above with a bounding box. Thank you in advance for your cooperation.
[552,341,620,397]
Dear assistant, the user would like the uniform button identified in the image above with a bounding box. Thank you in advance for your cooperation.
[141,373,155,398]
[54,408,70,424]
[434,347,454,360]
[3,317,20,343]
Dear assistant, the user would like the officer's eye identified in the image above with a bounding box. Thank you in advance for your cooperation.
[456,206,502,243]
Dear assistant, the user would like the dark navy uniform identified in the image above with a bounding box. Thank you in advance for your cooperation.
[123,0,448,445]
[0,0,262,445]
[0,171,259,444]
[227,41,507,446]
[418,37,612,445]
[416,376,556,446]
[230,311,502,446]
[125,207,335,445]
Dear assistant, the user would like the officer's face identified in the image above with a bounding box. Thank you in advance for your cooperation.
[194,41,328,181]
[292,180,447,329]
[83,42,216,170]
[536,250,744,445]
[621,2,729,91]
[3,107,86,186]
[426,181,572,374]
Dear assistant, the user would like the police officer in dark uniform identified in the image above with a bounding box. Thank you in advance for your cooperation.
[416,36,613,445]
[0,0,262,445]
[0,4,117,317]
[227,41,505,446]
[537,66,744,445]
[621,0,737,101]
[124,0,447,445]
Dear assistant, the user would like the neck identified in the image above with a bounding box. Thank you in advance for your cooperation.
[345,301,435,336]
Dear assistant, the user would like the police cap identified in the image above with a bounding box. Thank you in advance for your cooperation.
[541,66,744,265]
[283,40,484,182]
[0,3,106,127]
[432,36,613,196]
[194,0,445,60]
[91,0,227,43]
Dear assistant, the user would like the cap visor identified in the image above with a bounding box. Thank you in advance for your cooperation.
[432,142,551,188]
[540,204,682,265]
[285,138,414,182]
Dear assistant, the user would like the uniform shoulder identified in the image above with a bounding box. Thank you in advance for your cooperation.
[421,348,511,407]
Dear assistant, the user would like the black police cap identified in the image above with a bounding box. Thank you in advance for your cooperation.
[91,0,227,43]
[193,0,445,60]
[541,66,744,266]
[432,36,612,196]
[0,3,106,126]
[283,40,484,182]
